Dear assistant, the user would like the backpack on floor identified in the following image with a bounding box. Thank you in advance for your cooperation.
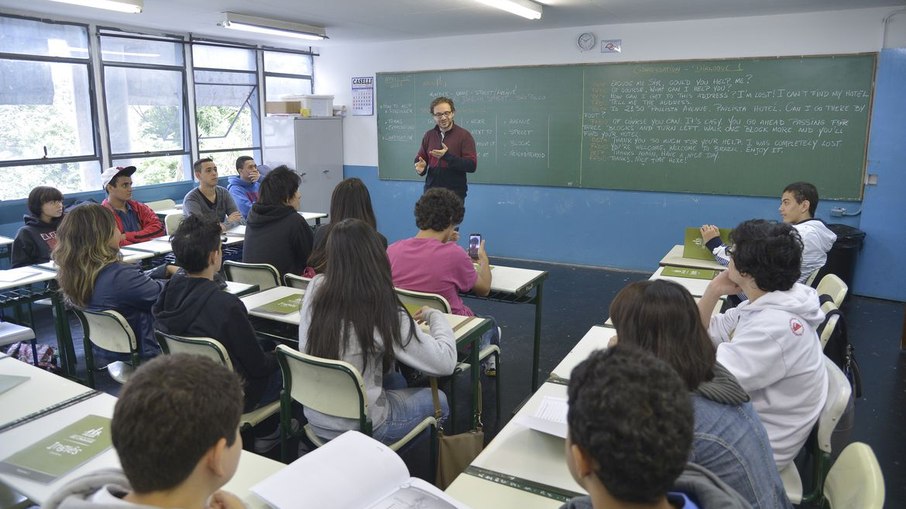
[817,296,862,398]
[5,342,60,373]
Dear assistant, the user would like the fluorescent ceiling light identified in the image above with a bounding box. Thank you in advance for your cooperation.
[49,0,142,14]
[475,0,542,20]
[221,12,328,41]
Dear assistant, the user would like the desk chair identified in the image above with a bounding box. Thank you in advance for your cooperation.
[223,261,281,291]
[155,331,281,441]
[395,288,501,424]
[0,321,38,364]
[805,268,821,287]
[780,356,853,504]
[73,309,140,388]
[145,199,176,212]
[275,344,437,464]
[822,442,884,509]
[816,274,848,308]
[164,213,184,235]
[820,309,842,350]
[283,273,312,290]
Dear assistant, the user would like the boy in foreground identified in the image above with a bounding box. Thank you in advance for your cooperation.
[563,346,750,509]
[45,354,246,509]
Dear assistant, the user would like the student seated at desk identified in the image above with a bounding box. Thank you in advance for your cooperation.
[609,279,790,509]
[227,155,260,219]
[55,204,177,382]
[298,219,457,444]
[153,215,280,416]
[387,188,499,374]
[184,158,243,232]
[11,186,64,267]
[562,346,750,509]
[306,177,386,275]
[242,166,314,278]
[697,219,828,470]
[700,181,836,286]
[100,166,166,246]
[45,354,247,509]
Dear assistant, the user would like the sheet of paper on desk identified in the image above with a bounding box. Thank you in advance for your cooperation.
[252,430,470,509]
[225,225,246,236]
[0,270,41,283]
[516,396,568,439]
[0,375,29,395]
[252,294,304,315]
[0,414,112,483]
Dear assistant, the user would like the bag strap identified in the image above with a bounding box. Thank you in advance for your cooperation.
[430,377,445,434]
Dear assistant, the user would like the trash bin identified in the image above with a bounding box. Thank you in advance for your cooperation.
[815,224,866,289]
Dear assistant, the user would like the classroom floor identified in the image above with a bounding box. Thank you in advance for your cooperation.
[12,258,905,507]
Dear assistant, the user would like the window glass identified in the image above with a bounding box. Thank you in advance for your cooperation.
[194,70,259,152]
[104,66,185,154]
[99,35,183,66]
[0,59,95,161]
[193,44,255,71]
[0,161,101,201]
[265,76,312,100]
[0,16,88,58]
[263,51,312,75]
[112,154,191,185]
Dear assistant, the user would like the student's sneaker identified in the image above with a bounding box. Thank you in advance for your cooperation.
[106,361,134,384]
[254,419,299,454]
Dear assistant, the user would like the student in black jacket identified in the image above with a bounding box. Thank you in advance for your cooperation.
[11,186,64,268]
[152,215,280,413]
[242,166,314,277]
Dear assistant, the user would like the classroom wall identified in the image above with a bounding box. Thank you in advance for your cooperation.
[316,7,906,301]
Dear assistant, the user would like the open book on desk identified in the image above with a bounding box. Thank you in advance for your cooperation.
[251,430,471,509]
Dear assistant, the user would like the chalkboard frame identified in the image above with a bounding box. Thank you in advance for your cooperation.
[377,53,877,200]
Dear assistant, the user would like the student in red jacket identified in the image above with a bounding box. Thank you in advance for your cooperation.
[100,166,165,246]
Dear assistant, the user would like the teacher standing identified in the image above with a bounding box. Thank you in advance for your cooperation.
[414,97,477,203]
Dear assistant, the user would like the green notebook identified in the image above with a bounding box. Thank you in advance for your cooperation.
[253,294,304,315]
[682,227,732,261]
[661,265,718,280]
[0,414,112,483]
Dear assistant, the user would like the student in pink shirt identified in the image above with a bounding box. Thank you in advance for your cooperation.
[387,188,499,373]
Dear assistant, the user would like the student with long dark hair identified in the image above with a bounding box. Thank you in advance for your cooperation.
[11,186,64,267]
[298,218,457,444]
[610,279,791,509]
[307,177,385,275]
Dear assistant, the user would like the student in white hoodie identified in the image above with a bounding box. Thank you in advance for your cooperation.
[701,181,837,285]
[697,219,828,469]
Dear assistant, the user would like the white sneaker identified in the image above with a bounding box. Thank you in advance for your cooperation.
[254,418,299,453]
[106,361,134,384]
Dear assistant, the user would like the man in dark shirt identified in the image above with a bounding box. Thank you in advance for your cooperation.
[414,96,477,203]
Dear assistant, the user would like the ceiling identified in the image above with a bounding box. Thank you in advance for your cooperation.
[1,0,904,49]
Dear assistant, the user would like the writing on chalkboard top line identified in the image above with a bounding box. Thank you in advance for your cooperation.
[377,54,874,200]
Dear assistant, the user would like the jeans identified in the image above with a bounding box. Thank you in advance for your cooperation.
[371,372,449,444]
[690,395,793,509]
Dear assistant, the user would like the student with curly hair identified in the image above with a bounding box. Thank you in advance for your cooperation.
[697,219,828,469]
[387,187,499,373]
[562,346,750,509]
[610,279,790,509]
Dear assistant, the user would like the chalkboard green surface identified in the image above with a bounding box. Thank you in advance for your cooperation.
[377,55,874,200]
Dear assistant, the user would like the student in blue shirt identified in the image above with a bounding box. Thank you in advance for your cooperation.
[227,155,260,219]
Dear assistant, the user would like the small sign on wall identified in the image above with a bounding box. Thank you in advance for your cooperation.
[602,39,622,53]
[352,76,374,116]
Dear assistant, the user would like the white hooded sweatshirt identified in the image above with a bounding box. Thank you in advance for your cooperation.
[708,283,828,468]
[793,219,837,283]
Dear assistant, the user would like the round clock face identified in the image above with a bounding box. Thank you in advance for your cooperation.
[577,32,596,51]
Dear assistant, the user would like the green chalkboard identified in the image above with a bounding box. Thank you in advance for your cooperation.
[377,54,875,200]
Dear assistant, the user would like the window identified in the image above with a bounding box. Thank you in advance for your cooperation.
[263,50,313,101]
[101,33,190,185]
[0,16,99,200]
[193,44,260,172]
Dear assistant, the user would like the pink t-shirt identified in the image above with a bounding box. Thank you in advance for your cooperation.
[387,237,478,316]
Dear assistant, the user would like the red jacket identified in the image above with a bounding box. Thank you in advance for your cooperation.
[102,199,165,246]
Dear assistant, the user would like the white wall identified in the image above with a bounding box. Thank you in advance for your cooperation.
[316,7,893,166]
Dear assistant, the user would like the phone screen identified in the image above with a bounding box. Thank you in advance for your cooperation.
[469,233,481,259]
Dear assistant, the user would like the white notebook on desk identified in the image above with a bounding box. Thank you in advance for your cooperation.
[516,396,569,439]
[251,430,471,509]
